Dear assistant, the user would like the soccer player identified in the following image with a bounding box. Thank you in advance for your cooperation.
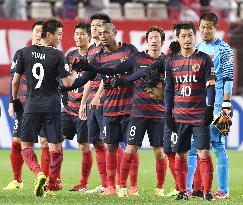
[164,21,215,201]
[187,12,234,199]
[80,13,111,193]
[3,20,51,191]
[11,19,93,197]
[61,23,93,192]
[81,22,138,196]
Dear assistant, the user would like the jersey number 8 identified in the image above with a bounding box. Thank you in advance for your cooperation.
[32,63,44,89]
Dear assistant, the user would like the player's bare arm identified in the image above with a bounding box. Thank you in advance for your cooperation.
[90,80,104,109]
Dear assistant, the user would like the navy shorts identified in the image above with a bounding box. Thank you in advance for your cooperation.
[102,115,130,144]
[21,113,63,144]
[173,123,210,153]
[12,113,23,138]
[87,106,103,144]
[163,124,176,154]
[62,112,88,143]
[126,117,165,147]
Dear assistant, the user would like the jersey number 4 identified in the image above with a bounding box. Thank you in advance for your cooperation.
[32,63,44,89]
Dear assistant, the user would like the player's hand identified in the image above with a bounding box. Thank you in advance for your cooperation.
[89,97,100,109]
[203,106,214,125]
[8,102,15,119]
[12,98,24,114]
[169,41,181,54]
[165,111,176,132]
[72,59,93,72]
[79,103,87,120]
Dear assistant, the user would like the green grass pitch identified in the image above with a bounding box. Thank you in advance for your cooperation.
[0,149,242,205]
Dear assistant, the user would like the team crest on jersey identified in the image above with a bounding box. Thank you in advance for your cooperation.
[192,64,200,72]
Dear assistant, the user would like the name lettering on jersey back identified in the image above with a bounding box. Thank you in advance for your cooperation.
[32,52,46,60]
[175,74,197,84]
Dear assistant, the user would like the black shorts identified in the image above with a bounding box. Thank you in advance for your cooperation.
[62,112,88,144]
[21,113,63,144]
[173,123,210,153]
[12,113,23,138]
[39,127,46,137]
[87,106,103,144]
[126,117,165,147]
[102,115,130,144]
[13,113,45,141]
[163,124,176,154]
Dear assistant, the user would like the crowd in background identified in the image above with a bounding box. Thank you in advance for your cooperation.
[0,0,239,21]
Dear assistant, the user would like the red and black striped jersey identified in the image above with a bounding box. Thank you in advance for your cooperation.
[165,50,215,124]
[86,43,103,104]
[91,43,138,116]
[127,52,165,118]
[10,49,27,105]
[64,49,87,117]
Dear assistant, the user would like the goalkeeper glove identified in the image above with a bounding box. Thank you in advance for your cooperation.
[213,111,232,136]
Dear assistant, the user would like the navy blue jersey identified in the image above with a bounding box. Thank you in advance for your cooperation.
[10,49,28,104]
[164,50,215,124]
[64,49,86,117]
[15,45,70,113]
[86,43,104,104]
[91,43,138,116]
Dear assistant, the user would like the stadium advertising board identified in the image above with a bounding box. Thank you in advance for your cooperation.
[0,95,243,150]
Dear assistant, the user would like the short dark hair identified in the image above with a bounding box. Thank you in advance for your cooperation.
[173,21,196,37]
[75,22,91,36]
[90,13,111,23]
[32,20,44,30]
[41,19,63,38]
[200,12,218,28]
[146,26,165,42]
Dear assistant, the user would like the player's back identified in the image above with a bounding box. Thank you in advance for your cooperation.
[17,45,68,113]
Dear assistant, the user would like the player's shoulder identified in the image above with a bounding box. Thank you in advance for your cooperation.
[14,48,23,58]
[66,49,78,57]
[88,43,102,55]
[216,39,233,53]
[121,42,138,52]
[195,50,211,59]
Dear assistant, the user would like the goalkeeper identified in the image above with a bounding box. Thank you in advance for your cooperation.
[73,26,168,197]
[187,12,234,199]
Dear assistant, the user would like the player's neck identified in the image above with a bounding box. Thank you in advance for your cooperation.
[147,50,161,58]
[92,37,101,47]
[181,48,195,57]
[105,41,118,52]
[204,37,216,44]
[78,46,88,55]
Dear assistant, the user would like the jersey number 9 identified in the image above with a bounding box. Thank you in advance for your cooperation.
[32,63,44,89]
